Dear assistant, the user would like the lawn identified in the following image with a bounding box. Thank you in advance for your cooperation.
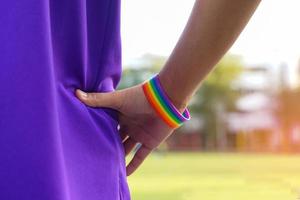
[127,152,300,200]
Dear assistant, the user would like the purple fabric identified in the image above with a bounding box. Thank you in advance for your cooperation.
[0,1,130,199]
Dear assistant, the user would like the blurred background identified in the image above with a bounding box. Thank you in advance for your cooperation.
[118,1,300,199]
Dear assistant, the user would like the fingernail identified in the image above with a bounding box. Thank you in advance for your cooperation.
[77,89,88,98]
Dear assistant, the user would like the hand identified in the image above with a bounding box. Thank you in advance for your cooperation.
[75,83,183,176]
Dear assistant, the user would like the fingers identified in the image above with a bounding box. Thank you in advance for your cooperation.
[120,131,128,142]
[129,130,158,149]
[118,123,129,142]
[119,122,158,149]
[126,145,152,176]
[123,137,137,156]
[75,89,123,110]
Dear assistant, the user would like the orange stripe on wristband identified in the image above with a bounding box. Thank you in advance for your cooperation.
[142,83,179,128]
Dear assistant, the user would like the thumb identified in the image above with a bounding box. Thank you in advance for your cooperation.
[75,89,123,110]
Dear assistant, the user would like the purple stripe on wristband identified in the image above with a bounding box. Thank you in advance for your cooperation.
[154,74,190,121]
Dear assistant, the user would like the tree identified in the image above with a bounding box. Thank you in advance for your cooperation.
[190,54,244,150]
[117,53,166,89]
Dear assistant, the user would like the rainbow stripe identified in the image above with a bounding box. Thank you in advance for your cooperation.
[142,74,191,129]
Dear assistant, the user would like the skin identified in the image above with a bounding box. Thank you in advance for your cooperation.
[75,0,261,176]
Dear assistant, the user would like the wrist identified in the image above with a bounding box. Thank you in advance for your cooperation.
[141,74,191,129]
[157,72,189,113]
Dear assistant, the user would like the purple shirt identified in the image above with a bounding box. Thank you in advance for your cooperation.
[0,1,130,199]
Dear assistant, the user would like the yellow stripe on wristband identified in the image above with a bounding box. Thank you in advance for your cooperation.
[142,81,181,129]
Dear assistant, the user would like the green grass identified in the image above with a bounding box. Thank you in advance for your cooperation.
[127,152,300,200]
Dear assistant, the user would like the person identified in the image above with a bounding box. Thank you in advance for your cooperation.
[0,0,260,199]
[76,0,261,177]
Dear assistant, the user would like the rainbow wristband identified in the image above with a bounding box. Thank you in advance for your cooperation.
[141,73,191,129]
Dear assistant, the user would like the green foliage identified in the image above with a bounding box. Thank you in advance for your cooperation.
[117,54,165,89]
[192,54,243,112]
[190,54,244,149]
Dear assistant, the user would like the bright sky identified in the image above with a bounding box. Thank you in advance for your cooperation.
[121,0,300,82]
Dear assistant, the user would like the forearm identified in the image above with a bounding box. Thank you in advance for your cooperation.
[158,0,261,111]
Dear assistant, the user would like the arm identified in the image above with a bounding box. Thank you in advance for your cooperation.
[159,0,261,111]
[76,0,261,176]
